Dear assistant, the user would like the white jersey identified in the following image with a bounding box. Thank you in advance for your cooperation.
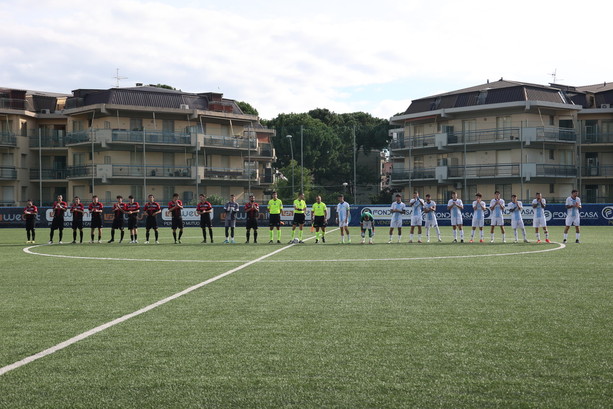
[336,201,350,222]
[508,201,524,228]
[448,198,463,222]
[390,201,406,227]
[490,198,505,219]
[472,200,486,222]
[424,200,438,226]
[565,196,581,218]
[409,198,424,218]
[532,198,547,220]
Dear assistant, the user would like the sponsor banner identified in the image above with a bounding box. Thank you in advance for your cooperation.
[1,204,613,227]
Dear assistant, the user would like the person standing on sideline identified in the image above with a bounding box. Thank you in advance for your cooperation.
[49,194,67,244]
[532,192,551,243]
[125,195,140,243]
[268,191,283,244]
[311,195,328,243]
[409,191,424,243]
[88,195,104,243]
[108,195,125,243]
[336,194,351,244]
[23,199,38,244]
[143,194,161,244]
[389,193,406,243]
[508,194,528,243]
[245,194,259,243]
[223,194,239,243]
[168,193,184,244]
[423,194,441,243]
[489,191,506,243]
[360,210,375,244]
[447,191,464,243]
[563,189,582,243]
[290,192,307,244]
[70,196,85,244]
[470,193,486,243]
[196,194,214,243]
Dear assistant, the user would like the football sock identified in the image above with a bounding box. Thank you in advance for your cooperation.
[277,230,281,241]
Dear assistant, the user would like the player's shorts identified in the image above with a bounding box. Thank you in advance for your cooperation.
[450,214,463,226]
[390,218,403,229]
[424,217,438,228]
[91,215,102,229]
[565,215,580,227]
[146,215,158,230]
[533,217,547,228]
[112,217,124,229]
[246,218,258,229]
[172,217,184,230]
[361,221,373,230]
[338,218,349,227]
[269,213,281,227]
[72,219,83,230]
[313,215,326,228]
[292,213,305,226]
[490,216,504,226]
[410,215,422,226]
[51,217,64,229]
[472,218,484,228]
[511,219,525,229]
[200,214,212,228]
[224,217,236,228]
[127,216,138,230]
[25,218,36,230]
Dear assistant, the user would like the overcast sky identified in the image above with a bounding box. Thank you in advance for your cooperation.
[1,0,611,119]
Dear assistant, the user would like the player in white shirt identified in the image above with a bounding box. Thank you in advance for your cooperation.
[507,194,528,243]
[423,194,441,243]
[336,194,351,244]
[563,189,582,243]
[531,192,550,243]
[470,193,486,243]
[408,191,424,243]
[447,191,464,243]
[389,193,406,243]
[489,191,506,243]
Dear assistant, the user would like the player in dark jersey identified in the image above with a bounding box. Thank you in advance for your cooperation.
[125,195,140,243]
[196,194,214,243]
[23,199,38,244]
[49,194,67,244]
[70,196,85,244]
[108,195,125,243]
[168,193,184,244]
[143,194,161,244]
[245,194,259,244]
[88,195,104,243]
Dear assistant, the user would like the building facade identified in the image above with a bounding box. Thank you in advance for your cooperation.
[389,79,613,203]
[0,85,276,206]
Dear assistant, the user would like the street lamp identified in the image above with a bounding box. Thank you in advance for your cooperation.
[286,134,294,196]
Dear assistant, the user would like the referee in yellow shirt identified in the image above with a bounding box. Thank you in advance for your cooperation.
[268,191,283,243]
[311,195,328,244]
[290,192,307,244]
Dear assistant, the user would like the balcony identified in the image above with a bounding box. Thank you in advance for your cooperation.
[449,128,521,144]
[535,164,577,177]
[64,129,193,146]
[200,166,257,181]
[29,131,68,148]
[30,168,69,180]
[201,134,255,150]
[111,165,191,178]
[389,134,436,151]
[0,166,17,180]
[582,165,613,177]
[67,165,96,178]
[448,163,520,178]
[390,168,436,182]
[581,132,613,144]
[0,97,28,110]
[0,133,17,147]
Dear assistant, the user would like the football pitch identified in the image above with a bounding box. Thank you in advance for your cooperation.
[0,226,611,408]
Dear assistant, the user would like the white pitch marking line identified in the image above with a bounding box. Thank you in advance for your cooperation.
[1,242,298,377]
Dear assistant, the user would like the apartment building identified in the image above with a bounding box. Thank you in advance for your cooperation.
[389,79,613,203]
[0,85,276,205]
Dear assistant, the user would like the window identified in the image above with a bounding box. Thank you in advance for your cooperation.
[21,154,27,168]
[2,186,15,204]
[104,121,111,129]
[130,118,143,131]
[549,184,555,194]
[183,191,193,203]
[73,153,86,166]
[413,155,424,169]
[72,120,84,132]
[1,152,14,166]
[104,156,112,165]
[162,120,174,134]
[105,191,112,203]
[549,150,555,160]
[495,184,512,200]
[131,185,143,201]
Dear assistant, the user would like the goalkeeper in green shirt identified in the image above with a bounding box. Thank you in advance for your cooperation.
[360,210,375,244]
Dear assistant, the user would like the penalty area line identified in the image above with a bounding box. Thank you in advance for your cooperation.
[0,242,297,377]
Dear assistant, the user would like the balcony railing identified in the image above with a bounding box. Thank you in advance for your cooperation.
[30,168,69,180]
[112,130,191,145]
[29,131,68,148]
[0,98,28,110]
[67,165,96,178]
[581,132,613,144]
[390,168,436,181]
[535,164,577,177]
[0,166,17,179]
[112,165,191,178]
[449,128,522,144]
[390,134,436,150]
[448,164,520,178]
[202,135,255,149]
[202,166,256,180]
[0,133,17,146]
[534,127,576,142]
[581,165,613,177]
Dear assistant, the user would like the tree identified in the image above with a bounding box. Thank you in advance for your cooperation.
[272,160,313,203]
[237,101,259,116]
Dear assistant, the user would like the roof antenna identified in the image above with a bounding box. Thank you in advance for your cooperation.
[113,68,128,88]
[548,69,563,83]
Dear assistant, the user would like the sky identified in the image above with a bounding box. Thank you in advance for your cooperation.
[1,0,611,120]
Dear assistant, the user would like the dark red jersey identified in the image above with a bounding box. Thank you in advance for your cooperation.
[245,202,259,219]
[125,201,140,214]
[197,201,212,214]
[168,200,183,218]
[89,201,104,214]
[70,203,85,220]
[112,202,126,218]
[52,201,68,218]
[144,201,161,216]
[23,205,38,220]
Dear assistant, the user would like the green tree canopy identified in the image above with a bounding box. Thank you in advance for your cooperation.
[237,101,259,116]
